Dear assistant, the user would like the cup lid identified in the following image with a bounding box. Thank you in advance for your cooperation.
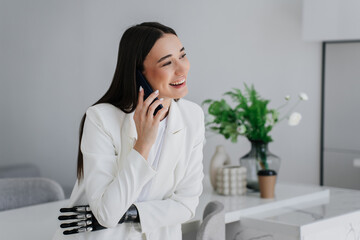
[258,169,277,176]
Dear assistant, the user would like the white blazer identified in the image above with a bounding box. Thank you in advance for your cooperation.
[53,99,205,240]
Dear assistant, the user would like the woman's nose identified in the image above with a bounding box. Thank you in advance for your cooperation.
[175,60,189,75]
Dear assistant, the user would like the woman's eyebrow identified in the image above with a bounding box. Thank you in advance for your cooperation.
[157,47,186,63]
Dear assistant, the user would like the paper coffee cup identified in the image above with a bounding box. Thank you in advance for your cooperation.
[258,169,277,199]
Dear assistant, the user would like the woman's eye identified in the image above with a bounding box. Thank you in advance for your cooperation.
[161,53,186,67]
[162,61,171,67]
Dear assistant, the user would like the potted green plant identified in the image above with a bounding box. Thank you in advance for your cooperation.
[202,84,308,190]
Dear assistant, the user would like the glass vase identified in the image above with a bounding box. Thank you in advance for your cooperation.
[239,141,281,191]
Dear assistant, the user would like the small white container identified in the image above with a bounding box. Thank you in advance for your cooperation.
[216,165,247,196]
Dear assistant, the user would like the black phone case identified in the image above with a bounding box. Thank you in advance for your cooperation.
[136,70,163,115]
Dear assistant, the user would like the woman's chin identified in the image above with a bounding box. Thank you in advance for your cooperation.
[162,87,188,100]
[174,87,188,99]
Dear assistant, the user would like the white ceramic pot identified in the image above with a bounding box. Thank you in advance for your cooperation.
[209,145,231,190]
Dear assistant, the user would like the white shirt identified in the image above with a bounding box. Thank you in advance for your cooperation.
[137,117,168,202]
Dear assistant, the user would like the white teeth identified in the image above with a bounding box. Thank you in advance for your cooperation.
[170,79,186,86]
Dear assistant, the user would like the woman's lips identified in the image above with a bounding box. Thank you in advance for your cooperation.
[169,79,186,88]
[169,78,186,86]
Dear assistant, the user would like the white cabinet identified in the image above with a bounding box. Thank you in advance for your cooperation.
[225,187,360,240]
[228,210,360,240]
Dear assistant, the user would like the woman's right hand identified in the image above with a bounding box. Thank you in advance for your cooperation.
[133,87,168,160]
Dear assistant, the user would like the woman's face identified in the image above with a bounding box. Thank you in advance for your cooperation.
[142,34,190,104]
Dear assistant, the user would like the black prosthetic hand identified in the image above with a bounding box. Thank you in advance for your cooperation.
[58,204,139,235]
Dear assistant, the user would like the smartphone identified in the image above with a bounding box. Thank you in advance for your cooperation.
[136,70,163,115]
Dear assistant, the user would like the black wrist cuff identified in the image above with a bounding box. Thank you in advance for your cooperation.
[119,204,140,223]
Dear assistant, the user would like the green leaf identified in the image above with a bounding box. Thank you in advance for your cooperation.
[201,99,213,106]
[202,83,277,143]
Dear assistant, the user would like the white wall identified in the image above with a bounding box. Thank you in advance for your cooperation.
[303,0,360,41]
[0,0,321,194]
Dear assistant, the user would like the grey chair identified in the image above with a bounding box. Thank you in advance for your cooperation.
[196,201,225,240]
[0,177,65,211]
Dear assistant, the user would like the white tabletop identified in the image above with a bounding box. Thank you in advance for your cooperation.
[1,178,359,239]
[0,200,66,240]
[182,178,330,233]
[195,179,330,223]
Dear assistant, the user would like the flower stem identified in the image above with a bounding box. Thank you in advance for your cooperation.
[278,99,301,122]
[276,101,289,111]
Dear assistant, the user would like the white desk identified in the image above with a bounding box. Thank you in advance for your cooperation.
[193,179,360,240]
[0,199,66,239]
[182,179,330,233]
[1,179,360,240]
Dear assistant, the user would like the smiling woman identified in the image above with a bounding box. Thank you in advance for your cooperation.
[52,22,205,240]
[142,34,190,108]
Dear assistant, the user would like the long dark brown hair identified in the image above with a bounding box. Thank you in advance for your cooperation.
[77,22,177,180]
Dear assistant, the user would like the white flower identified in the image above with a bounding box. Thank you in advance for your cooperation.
[285,95,290,101]
[299,92,309,101]
[288,112,302,126]
[237,125,246,134]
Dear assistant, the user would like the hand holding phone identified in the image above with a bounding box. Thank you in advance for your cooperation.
[136,70,163,115]
[134,70,168,160]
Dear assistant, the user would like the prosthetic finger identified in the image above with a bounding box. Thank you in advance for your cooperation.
[60,220,92,228]
[58,213,92,220]
[63,226,93,235]
[60,205,91,213]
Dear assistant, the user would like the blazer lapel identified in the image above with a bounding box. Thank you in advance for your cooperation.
[156,100,186,175]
